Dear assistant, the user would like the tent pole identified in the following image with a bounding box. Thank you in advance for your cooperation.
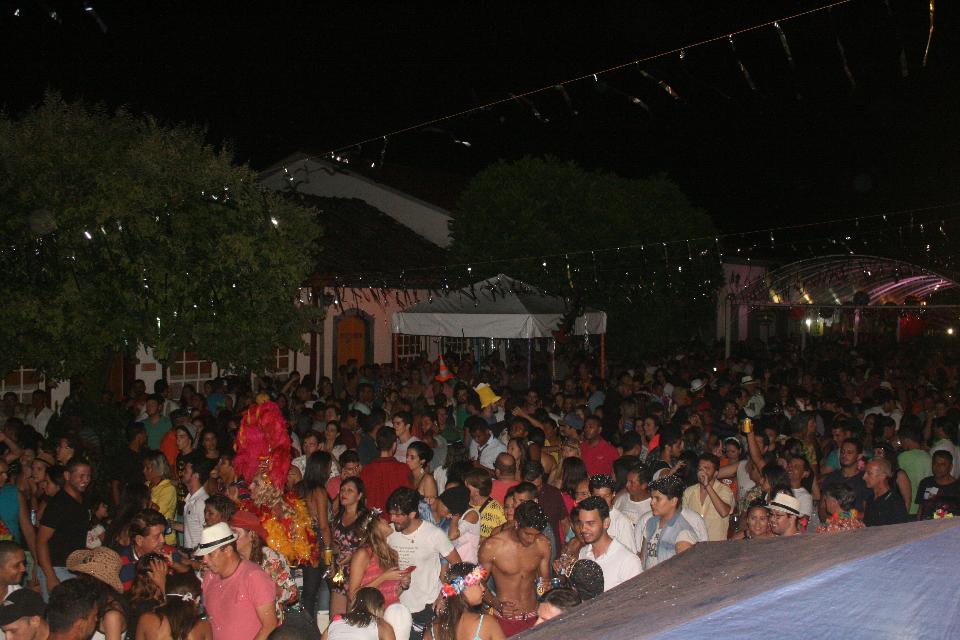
[600,334,606,380]
[854,307,860,347]
[527,339,532,387]
[393,333,399,372]
[550,338,556,383]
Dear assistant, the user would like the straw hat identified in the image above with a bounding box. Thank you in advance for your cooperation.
[66,547,124,593]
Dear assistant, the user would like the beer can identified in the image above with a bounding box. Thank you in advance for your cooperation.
[323,548,334,565]
[741,417,753,434]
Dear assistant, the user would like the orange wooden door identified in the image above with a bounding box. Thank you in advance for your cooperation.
[337,316,367,367]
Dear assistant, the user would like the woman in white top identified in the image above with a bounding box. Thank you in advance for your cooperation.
[323,587,395,640]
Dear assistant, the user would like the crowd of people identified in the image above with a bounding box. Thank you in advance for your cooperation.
[0,335,957,640]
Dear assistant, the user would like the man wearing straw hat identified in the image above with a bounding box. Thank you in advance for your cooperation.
[195,522,277,640]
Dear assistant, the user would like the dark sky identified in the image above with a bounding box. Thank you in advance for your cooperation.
[3,0,959,233]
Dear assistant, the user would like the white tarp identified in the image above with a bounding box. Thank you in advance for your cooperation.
[391,274,606,339]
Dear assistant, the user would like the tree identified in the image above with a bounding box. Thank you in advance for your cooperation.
[449,156,721,356]
[0,94,321,386]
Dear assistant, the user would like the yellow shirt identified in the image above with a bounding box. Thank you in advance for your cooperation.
[476,499,505,538]
[150,478,178,544]
[683,481,735,542]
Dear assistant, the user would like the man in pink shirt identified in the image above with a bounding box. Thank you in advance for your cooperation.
[491,453,520,504]
[580,416,619,476]
[197,523,277,640]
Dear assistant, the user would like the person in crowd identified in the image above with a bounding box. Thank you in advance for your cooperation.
[576,496,641,592]
[682,453,736,541]
[323,587,395,640]
[141,451,177,545]
[117,509,188,591]
[463,470,505,539]
[299,451,333,623]
[178,459,213,551]
[767,492,802,537]
[490,454,519,503]
[896,423,932,516]
[329,477,368,617]
[47,578,100,640]
[466,418,505,472]
[817,484,865,533]
[730,500,773,540]
[863,459,911,527]
[587,474,635,552]
[135,571,212,640]
[143,396,173,451]
[64,548,126,640]
[347,512,409,608]
[359,428,413,512]
[111,424,147,507]
[0,589,49,640]
[478,502,550,637]
[229,510,297,624]
[126,553,168,637]
[202,495,236,528]
[393,412,420,464]
[820,438,871,518]
[37,458,91,600]
[871,442,913,512]
[613,462,651,525]
[533,587,582,627]
[639,475,696,571]
[425,563,503,640]
[196,522,278,640]
[387,488,461,640]
[407,442,438,511]
[916,450,960,518]
[435,485,480,564]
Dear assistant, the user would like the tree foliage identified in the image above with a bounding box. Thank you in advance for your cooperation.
[0,94,321,381]
[450,157,721,355]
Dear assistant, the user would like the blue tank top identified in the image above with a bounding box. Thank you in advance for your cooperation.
[0,484,22,543]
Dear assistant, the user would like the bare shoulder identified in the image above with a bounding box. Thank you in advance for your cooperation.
[189,619,213,640]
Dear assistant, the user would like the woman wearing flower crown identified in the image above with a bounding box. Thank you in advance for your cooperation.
[424,563,504,640]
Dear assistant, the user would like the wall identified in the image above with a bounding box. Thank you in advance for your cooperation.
[716,260,769,342]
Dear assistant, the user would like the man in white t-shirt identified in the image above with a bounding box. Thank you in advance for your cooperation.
[577,497,642,592]
[387,487,460,640]
[22,390,53,438]
[392,411,421,463]
[589,474,637,552]
[613,463,652,524]
[178,460,210,550]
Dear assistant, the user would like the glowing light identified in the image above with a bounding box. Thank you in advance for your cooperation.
[948,328,955,336]
[804,318,812,328]
[270,217,279,227]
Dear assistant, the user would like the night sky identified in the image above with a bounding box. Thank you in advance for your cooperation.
[3,0,959,233]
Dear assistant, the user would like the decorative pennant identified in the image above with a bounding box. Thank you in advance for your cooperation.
[638,69,681,101]
[829,7,856,91]
[554,85,578,116]
[728,35,759,92]
[882,0,909,77]
[509,93,549,123]
[923,0,936,67]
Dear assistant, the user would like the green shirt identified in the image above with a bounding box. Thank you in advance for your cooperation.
[145,415,172,450]
[898,449,932,514]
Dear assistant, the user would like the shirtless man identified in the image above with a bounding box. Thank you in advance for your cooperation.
[478,501,551,637]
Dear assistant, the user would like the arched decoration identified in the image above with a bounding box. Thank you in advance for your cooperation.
[735,255,960,306]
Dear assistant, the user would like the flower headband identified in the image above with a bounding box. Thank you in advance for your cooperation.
[440,565,488,598]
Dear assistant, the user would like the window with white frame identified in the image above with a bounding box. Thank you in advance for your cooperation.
[167,351,217,396]
[0,367,42,404]
[269,347,293,374]
[442,337,471,354]
[396,335,425,363]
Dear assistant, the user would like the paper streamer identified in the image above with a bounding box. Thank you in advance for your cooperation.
[772,21,795,69]
[728,35,758,92]
[882,0,909,77]
[509,93,549,123]
[923,0,936,67]
[829,7,856,91]
[638,69,681,101]
[554,85,578,116]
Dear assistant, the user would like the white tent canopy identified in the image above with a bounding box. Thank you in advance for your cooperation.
[391,274,607,339]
